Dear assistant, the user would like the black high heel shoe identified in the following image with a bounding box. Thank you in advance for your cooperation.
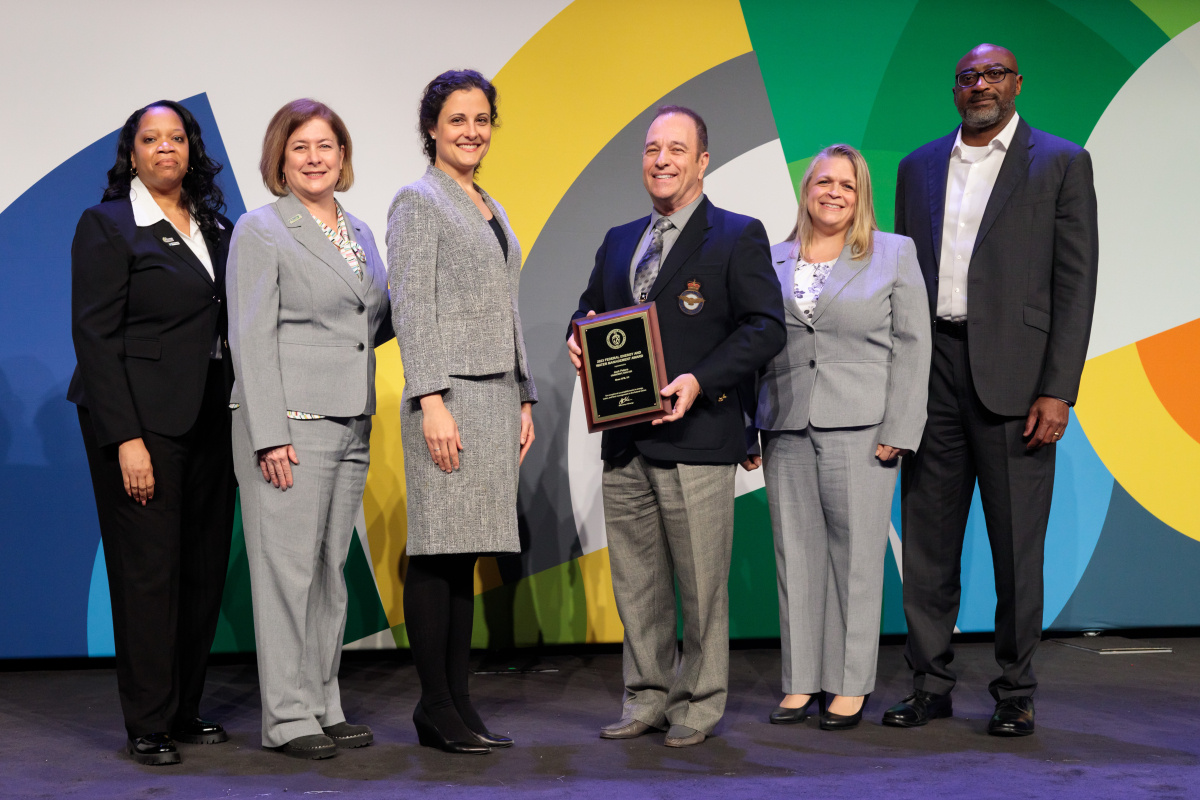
[471,729,514,748]
[413,705,491,754]
[819,693,869,731]
[769,692,822,724]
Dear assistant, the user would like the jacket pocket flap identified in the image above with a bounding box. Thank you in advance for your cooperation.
[123,337,161,360]
[1023,305,1051,332]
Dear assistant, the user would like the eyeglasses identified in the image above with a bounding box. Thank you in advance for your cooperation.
[955,67,1016,88]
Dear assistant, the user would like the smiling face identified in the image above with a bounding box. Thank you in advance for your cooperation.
[130,106,189,194]
[431,87,493,177]
[805,156,858,238]
[642,112,710,216]
[953,44,1022,132]
[282,117,344,205]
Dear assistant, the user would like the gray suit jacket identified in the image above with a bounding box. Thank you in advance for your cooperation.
[386,166,536,406]
[227,192,393,452]
[754,232,931,451]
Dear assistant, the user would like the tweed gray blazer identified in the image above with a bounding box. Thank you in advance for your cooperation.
[754,232,931,450]
[386,166,536,406]
[227,192,393,452]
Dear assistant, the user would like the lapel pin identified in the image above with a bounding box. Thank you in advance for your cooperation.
[288,214,302,224]
[677,278,705,315]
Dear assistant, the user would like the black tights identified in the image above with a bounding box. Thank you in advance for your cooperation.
[403,553,484,741]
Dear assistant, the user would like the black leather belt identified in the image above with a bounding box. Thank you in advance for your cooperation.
[935,318,968,339]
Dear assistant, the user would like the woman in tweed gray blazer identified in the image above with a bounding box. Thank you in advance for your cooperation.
[753,145,930,731]
[387,70,536,754]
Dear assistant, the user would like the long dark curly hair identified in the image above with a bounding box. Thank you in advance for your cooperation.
[102,100,226,237]
[417,69,499,171]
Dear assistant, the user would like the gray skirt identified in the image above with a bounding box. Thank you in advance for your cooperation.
[400,371,521,556]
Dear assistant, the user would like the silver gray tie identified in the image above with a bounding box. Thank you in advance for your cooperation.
[632,217,674,302]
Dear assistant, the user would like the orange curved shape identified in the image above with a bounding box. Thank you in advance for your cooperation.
[1137,317,1200,445]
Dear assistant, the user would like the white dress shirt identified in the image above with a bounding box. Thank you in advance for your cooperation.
[936,112,1020,320]
[129,175,215,281]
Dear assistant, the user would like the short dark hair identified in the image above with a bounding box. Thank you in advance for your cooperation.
[418,69,500,168]
[654,105,708,154]
[103,100,226,236]
[259,99,354,197]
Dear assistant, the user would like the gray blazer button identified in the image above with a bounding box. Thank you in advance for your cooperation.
[356,305,365,314]
[809,359,816,367]
[357,343,365,351]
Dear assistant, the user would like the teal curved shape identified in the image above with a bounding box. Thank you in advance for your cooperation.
[86,542,115,657]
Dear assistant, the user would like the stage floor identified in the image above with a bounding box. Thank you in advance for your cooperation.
[2,639,1196,799]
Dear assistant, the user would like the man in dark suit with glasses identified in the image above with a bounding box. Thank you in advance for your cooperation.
[885,43,1099,737]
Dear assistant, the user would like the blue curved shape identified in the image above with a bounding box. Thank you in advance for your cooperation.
[890,408,1113,632]
[0,92,244,658]
[86,541,115,657]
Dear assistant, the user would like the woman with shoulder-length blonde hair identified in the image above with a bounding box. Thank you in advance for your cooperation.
[226,98,393,759]
[750,143,931,730]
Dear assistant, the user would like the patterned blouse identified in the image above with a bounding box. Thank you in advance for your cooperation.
[793,256,837,322]
[312,204,366,280]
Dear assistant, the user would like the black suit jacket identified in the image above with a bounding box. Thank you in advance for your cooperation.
[895,118,1098,417]
[571,197,785,464]
[68,198,234,447]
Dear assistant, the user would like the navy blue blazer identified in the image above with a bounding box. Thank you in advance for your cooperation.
[895,118,1098,415]
[571,196,785,464]
[68,199,233,448]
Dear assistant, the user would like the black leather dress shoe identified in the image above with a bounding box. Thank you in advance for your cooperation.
[127,733,181,766]
[769,693,820,724]
[271,734,337,759]
[988,696,1035,737]
[171,717,228,744]
[881,690,952,727]
[322,721,373,748]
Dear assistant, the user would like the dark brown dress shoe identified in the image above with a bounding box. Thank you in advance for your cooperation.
[322,721,374,748]
[127,733,181,765]
[271,734,337,759]
[599,719,659,739]
[881,690,952,727]
[664,724,706,747]
[170,717,228,744]
[987,696,1035,737]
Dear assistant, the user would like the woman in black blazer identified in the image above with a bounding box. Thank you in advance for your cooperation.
[68,100,236,766]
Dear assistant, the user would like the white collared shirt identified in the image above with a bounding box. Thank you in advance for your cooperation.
[129,175,215,281]
[936,112,1020,320]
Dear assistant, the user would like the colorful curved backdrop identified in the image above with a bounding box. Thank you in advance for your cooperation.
[2,0,1198,658]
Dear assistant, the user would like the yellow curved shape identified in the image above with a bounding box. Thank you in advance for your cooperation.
[1075,344,1200,541]
[484,0,753,259]
[365,0,754,629]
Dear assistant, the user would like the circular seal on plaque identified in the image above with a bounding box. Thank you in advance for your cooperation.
[606,328,627,349]
[678,279,705,315]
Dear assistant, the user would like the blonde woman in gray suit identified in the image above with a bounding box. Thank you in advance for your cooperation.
[387,69,536,754]
[753,144,931,730]
[227,100,392,759]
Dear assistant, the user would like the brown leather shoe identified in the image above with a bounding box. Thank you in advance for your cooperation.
[664,724,706,747]
[599,719,659,739]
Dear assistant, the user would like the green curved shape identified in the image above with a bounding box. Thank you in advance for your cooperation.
[1131,0,1200,37]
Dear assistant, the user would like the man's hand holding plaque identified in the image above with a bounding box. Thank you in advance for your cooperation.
[570,303,673,432]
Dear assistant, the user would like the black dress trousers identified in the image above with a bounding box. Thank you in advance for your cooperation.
[78,358,235,738]
[900,328,1054,700]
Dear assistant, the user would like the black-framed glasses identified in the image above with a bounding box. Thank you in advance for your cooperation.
[955,67,1016,88]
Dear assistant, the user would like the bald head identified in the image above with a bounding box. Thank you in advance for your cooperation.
[957,43,1018,76]
[953,42,1022,143]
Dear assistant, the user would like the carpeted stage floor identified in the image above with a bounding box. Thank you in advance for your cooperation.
[2,638,1196,799]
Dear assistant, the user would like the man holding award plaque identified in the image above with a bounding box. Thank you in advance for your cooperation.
[567,106,785,747]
